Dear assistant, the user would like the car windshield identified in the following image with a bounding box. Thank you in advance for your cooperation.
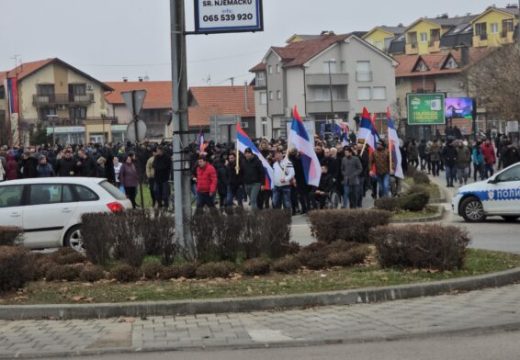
[497,165,520,182]
[99,180,127,200]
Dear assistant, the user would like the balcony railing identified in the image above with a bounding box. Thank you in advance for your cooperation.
[306,100,350,114]
[42,117,118,126]
[33,93,95,107]
[306,73,349,86]
[479,33,488,40]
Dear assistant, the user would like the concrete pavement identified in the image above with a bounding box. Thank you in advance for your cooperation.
[1,283,520,358]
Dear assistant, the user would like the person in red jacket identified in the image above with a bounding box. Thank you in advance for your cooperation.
[480,138,496,178]
[195,155,217,211]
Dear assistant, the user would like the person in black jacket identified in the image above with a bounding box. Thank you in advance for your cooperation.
[153,146,172,208]
[310,164,334,209]
[55,149,76,176]
[20,151,38,178]
[75,149,96,177]
[442,139,458,187]
[225,152,244,207]
[242,148,264,210]
[214,155,229,209]
[501,141,520,169]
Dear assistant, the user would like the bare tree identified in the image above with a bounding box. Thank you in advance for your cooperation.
[467,44,520,121]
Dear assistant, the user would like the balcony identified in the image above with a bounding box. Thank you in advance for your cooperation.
[33,93,95,107]
[42,117,118,126]
[405,42,419,54]
[428,40,440,52]
[305,73,349,86]
[306,99,350,114]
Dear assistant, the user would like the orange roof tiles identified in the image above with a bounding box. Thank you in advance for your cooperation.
[105,81,172,110]
[188,86,255,127]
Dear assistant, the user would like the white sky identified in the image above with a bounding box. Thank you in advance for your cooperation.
[0,0,515,86]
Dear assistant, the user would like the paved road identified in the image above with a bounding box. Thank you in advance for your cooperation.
[40,330,520,360]
[2,284,520,358]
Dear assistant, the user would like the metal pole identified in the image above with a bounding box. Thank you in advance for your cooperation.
[171,0,194,258]
[132,91,145,210]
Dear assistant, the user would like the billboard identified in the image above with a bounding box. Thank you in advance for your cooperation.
[445,97,474,119]
[194,0,264,34]
[407,93,446,125]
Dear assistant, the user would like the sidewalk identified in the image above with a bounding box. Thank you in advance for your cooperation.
[1,283,519,358]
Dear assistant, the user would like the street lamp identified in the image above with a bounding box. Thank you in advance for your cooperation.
[325,59,337,122]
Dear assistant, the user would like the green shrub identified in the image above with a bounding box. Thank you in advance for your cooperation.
[305,254,328,270]
[308,209,392,243]
[0,246,32,292]
[140,262,164,280]
[110,264,139,283]
[272,256,301,273]
[0,227,23,246]
[45,265,81,282]
[374,197,401,211]
[399,191,430,212]
[413,171,431,185]
[326,245,370,267]
[195,261,235,279]
[241,258,271,276]
[79,266,105,282]
[371,224,471,271]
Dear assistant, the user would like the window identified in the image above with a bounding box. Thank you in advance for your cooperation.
[502,19,514,36]
[475,22,487,39]
[99,181,127,200]
[372,87,387,100]
[260,92,267,105]
[37,84,55,96]
[356,61,372,82]
[430,29,440,45]
[39,107,57,121]
[69,106,87,121]
[276,64,281,73]
[73,185,99,202]
[261,118,267,137]
[29,184,63,205]
[0,185,24,208]
[269,91,273,100]
[276,90,282,100]
[444,57,458,69]
[357,87,371,100]
[497,165,520,182]
[312,87,331,101]
[256,72,266,87]
[407,32,418,48]
[490,23,499,34]
[268,65,273,74]
[420,32,428,42]
[62,185,75,203]
[0,86,5,100]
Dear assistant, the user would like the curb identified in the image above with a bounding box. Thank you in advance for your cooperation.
[1,267,519,321]
[390,205,445,223]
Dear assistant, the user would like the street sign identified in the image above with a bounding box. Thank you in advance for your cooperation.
[194,0,263,34]
[121,90,147,117]
[126,120,147,143]
[407,93,446,125]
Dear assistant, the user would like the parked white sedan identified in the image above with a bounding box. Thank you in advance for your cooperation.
[452,163,520,222]
[0,177,132,251]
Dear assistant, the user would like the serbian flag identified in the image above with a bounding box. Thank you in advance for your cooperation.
[333,121,350,147]
[236,122,274,190]
[288,106,322,187]
[357,107,379,152]
[197,130,205,153]
[387,108,404,179]
[7,78,19,114]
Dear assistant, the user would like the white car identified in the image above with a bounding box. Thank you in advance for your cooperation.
[0,177,132,251]
[452,163,520,222]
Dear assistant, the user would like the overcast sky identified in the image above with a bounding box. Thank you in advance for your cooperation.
[0,0,514,86]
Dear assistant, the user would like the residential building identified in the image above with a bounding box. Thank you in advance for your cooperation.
[0,58,113,145]
[471,6,519,48]
[363,25,406,53]
[250,32,397,139]
[188,85,255,143]
[105,80,172,142]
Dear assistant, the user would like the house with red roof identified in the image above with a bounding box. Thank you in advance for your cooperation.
[250,32,397,139]
[0,58,112,145]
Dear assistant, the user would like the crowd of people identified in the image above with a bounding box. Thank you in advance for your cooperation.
[1,129,519,215]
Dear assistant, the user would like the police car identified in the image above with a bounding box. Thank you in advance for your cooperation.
[453,162,520,222]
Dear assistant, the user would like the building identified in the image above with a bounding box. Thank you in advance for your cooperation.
[105,80,172,142]
[0,58,113,146]
[188,85,255,143]
[250,32,397,139]
[394,47,494,139]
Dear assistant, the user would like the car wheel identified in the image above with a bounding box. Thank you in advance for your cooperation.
[460,197,486,222]
[502,216,519,222]
[64,225,84,253]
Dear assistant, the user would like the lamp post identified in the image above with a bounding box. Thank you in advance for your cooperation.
[325,59,337,122]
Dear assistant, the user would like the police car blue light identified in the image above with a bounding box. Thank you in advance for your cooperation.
[452,163,520,222]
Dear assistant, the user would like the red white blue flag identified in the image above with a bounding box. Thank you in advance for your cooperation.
[288,106,322,187]
[236,122,273,190]
[387,108,404,179]
[357,107,379,152]
[197,130,205,153]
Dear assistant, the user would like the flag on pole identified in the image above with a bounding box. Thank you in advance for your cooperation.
[387,108,404,179]
[357,107,379,152]
[334,121,350,147]
[236,122,273,190]
[7,78,19,114]
[288,106,322,187]
[197,130,205,153]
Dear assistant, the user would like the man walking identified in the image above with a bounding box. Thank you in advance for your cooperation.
[370,140,391,198]
[194,155,217,212]
[242,148,264,210]
[272,150,295,210]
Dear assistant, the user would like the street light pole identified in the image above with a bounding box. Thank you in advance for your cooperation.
[326,59,336,121]
[170,0,194,258]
